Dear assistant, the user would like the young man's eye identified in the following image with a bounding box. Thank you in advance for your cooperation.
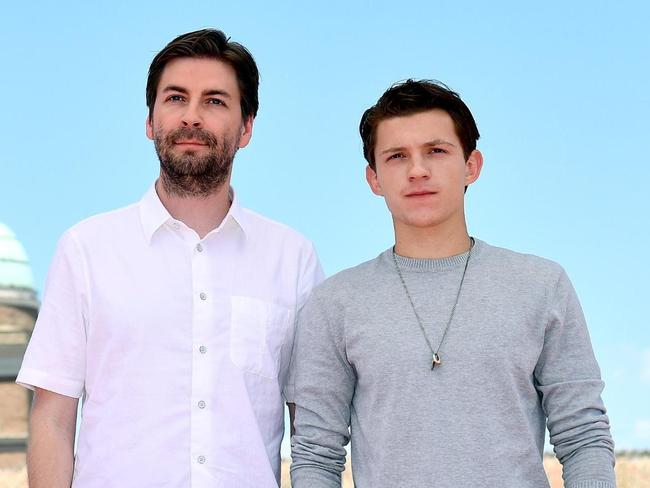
[388,153,406,161]
[167,95,185,102]
[430,147,447,154]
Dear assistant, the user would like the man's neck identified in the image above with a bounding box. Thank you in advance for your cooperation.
[393,222,471,259]
[155,178,232,239]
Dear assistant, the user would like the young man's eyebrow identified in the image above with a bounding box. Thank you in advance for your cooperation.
[423,139,456,147]
[380,146,407,155]
[380,139,457,155]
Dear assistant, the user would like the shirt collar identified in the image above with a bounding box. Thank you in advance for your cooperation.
[227,188,249,237]
[139,183,249,244]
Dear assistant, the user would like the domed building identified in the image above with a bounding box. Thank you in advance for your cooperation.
[0,222,38,456]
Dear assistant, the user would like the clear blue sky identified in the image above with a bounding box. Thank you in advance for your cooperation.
[2,0,649,451]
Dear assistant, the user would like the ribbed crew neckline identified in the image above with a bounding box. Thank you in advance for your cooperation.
[387,238,484,271]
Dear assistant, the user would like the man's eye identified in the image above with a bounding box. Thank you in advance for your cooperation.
[388,153,405,161]
[207,98,225,106]
[430,147,447,154]
[167,95,185,102]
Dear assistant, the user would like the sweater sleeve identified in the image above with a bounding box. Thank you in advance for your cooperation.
[289,291,356,488]
[534,269,616,488]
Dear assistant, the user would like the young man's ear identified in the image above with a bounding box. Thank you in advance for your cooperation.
[464,150,483,187]
[366,165,384,196]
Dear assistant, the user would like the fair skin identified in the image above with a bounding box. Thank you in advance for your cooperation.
[366,109,483,259]
[27,57,254,486]
[27,388,78,488]
[146,57,253,238]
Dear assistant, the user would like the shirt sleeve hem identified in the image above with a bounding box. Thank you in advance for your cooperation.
[16,368,84,398]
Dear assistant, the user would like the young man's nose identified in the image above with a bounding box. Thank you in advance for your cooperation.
[408,157,430,180]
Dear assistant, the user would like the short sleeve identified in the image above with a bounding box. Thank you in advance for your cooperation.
[16,230,88,398]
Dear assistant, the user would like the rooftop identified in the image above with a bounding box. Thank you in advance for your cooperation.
[0,223,35,291]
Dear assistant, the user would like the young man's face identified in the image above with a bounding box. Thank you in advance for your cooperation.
[366,109,482,234]
[146,57,253,189]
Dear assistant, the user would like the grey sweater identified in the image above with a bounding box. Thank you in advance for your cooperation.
[288,240,615,488]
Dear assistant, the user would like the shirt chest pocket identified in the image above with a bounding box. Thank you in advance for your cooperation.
[230,296,292,379]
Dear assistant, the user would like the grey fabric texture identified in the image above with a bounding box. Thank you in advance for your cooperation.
[288,239,615,488]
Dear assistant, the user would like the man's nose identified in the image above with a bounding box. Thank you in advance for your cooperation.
[181,103,202,128]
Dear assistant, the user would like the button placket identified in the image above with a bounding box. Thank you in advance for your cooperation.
[190,237,212,480]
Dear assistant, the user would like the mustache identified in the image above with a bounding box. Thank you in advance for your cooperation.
[166,127,219,147]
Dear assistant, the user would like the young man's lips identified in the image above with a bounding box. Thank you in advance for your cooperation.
[406,191,437,197]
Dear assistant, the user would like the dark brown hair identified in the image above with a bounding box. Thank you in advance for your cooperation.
[146,29,259,121]
[360,79,480,170]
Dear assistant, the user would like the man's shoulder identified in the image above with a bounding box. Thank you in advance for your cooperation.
[64,202,141,243]
[240,207,314,247]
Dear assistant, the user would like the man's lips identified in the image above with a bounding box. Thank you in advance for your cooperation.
[174,139,208,147]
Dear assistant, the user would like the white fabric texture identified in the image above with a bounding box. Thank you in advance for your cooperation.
[17,184,324,488]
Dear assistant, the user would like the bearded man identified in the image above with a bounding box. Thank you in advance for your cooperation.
[18,29,323,488]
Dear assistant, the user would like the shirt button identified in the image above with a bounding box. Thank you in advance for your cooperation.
[198,400,206,409]
[199,345,207,354]
[197,455,206,464]
[199,292,207,300]
[196,243,203,252]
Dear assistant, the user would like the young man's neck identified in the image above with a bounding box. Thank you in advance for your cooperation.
[155,178,232,239]
[393,222,472,259]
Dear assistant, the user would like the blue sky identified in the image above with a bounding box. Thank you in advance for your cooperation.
[2,0,649,452]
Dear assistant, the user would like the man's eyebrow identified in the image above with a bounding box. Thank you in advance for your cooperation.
[202,89,231,98]
[162,85,189,94]
[161,87,232,99]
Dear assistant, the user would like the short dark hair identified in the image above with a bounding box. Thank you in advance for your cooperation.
[359,79,480,170]
[146,28,259,121]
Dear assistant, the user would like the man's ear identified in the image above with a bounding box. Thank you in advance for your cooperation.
[146,116,154,141]
[464,149,483,186]
[238,116,254,148]
[366,165,384,196]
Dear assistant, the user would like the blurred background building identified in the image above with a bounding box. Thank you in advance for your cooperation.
[0,222,38,467]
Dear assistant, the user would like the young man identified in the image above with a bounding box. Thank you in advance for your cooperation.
[289,80,615,488]
[18,29,322,487]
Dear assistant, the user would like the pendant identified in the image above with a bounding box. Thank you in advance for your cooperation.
[431,353,441,370]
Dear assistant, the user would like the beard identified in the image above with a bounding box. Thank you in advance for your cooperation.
[154,126,238,198]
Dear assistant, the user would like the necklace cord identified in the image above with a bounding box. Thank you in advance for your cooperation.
[392,237,474,370]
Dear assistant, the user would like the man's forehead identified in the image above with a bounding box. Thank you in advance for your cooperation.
[157,57,239,94]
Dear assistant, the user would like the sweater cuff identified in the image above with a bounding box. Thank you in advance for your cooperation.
[290,466,342,488]
[566,482,616,488]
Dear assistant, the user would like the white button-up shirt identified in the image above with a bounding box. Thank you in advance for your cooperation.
[17,185,324,487]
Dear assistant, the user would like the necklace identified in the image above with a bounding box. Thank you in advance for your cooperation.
[392,237,474,370]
